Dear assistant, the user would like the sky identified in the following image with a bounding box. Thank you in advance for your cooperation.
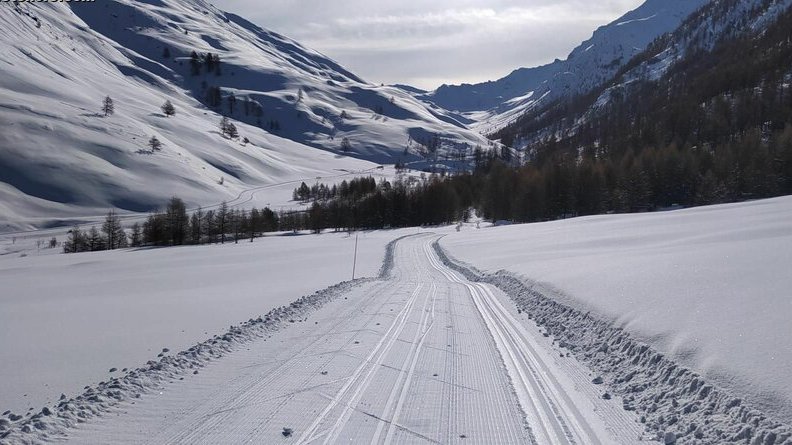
[211,0,645,90]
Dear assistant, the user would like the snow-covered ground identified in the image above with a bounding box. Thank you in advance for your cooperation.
[441,196,792,423]
[1,234,649,444]
[0,229,414,414]
[0,0,493,231]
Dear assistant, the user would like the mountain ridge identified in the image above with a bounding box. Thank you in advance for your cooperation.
[417,0,710,134]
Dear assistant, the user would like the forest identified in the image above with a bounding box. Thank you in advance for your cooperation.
[491,4,792,215]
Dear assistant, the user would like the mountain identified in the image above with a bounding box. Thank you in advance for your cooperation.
[476,0,792,220]
[0,0,494,231]
[495,0,792,150]
[418,0,709,135]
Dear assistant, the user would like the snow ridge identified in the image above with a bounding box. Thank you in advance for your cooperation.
[432,241,792,445]
[0,234,411,444]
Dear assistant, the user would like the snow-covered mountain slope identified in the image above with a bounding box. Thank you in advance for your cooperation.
[418,0,709,134]
[0,1,492,231]
[592,0,792,102]
[494,0,792,151]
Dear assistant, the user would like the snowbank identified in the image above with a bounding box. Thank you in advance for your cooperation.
[440,196,792,423]
[0,229,409,414]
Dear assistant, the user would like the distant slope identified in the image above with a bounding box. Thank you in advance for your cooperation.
[493,0,792,151]
[418,0,709,134]
[0,0,493,231]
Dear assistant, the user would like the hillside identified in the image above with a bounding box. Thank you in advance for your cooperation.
[417,0,708,134]
[0,1,493,231]
[483,0,792,217]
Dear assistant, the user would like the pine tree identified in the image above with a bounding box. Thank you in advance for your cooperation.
[227,122,238,139]
[148,136,163,152]
[161,100,176,117]
[204,209,217,243]
[341,137,352,152]
[102,210,126,249]
[87,226,105,251]
[216,201,229,243]
[165,197,189,245]
[102,96,114,117]
[162,46,171,59]
[129,223,143,247]
[64,226,86,253]
[248,208,260,241]
[295,182,311,201]
[190,207,204,244]
[220,117,238,138]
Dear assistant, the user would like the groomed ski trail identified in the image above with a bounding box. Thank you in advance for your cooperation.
[54,234,647,445]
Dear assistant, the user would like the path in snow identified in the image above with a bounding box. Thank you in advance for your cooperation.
[58,234,647,444]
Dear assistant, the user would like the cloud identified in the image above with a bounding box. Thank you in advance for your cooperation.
[212,0,644,89]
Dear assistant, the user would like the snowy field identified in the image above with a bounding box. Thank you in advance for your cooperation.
[2,234,650,445]
[441,196,792,422]
[0,229,412,414]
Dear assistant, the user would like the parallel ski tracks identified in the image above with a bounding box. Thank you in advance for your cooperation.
[59,234,639,445]
[424,240,601,445]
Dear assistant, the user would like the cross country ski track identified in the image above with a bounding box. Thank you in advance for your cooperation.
[42,234,648,444]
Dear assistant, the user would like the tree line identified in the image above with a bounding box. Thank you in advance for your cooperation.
[64,198,283,253]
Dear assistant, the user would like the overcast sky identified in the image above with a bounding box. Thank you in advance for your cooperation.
[211,0,644,90]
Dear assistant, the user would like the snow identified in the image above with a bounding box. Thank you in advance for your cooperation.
[0,229,413,415]
[421,0,709,133]
[0,0,492,231]
[1,233,648,445]
[440,196,792,423]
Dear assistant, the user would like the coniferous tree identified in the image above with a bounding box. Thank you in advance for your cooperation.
[219,117,238,139]
[220,117,230,136]
[165,197,189,245]
[102,210,126,249]
[204,209,217,243]
[148,136,163,152]
[248,207,260,241]
[216,201,229,243]
[129,223,143,247]
[162,46,171,59]
[102,96,114,117]
[190,208,203,244]
[64,226,86,253]
[341,137,352,152]
[87,226,105,251]
[143,212,166,245]
[161,100,176,117]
